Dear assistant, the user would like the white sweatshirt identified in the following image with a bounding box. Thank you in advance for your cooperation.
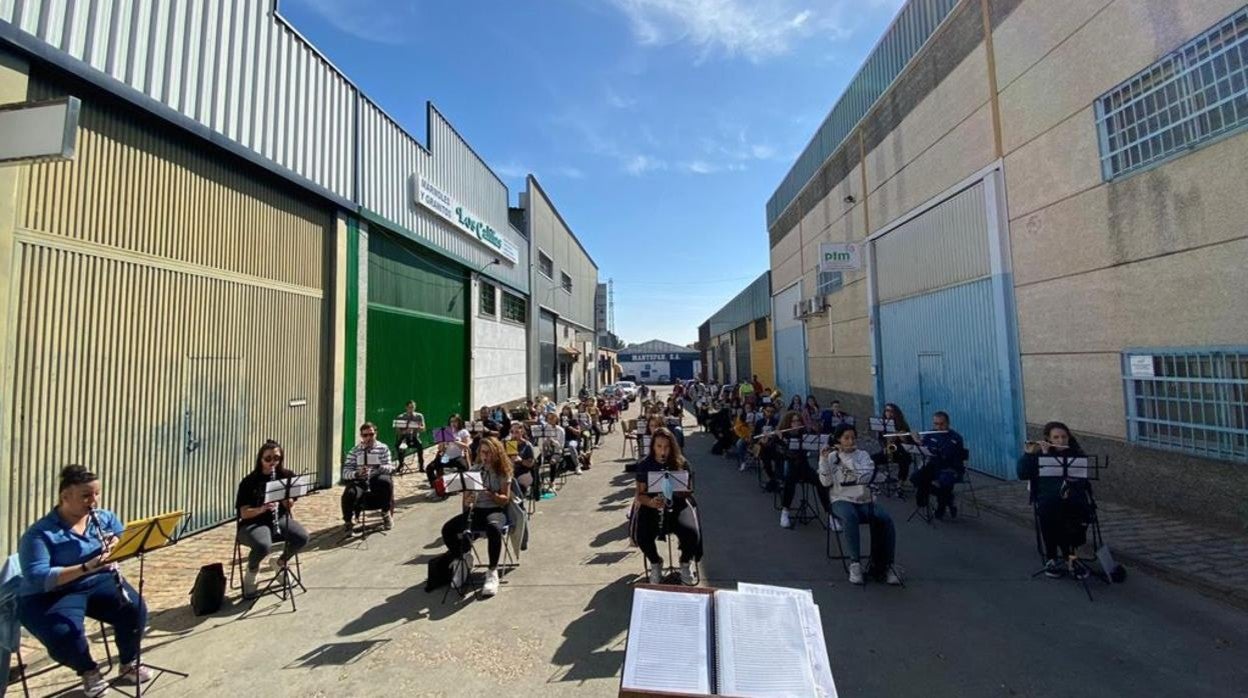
[817,448,877,504]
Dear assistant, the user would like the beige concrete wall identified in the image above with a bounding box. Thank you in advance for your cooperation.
[999,0,1248,443]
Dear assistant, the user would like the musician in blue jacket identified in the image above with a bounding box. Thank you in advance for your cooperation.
[911,411,966,519]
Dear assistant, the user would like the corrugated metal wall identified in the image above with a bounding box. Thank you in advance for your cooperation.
[358,101,529,293]
[0,0,355,200]
[707,271,771,337]
[875,182,990,303]
[733,325,752,385]
[877,280,1015,478]
[772,283,808,398]
[3,76,329,550]
[527,177,595,327]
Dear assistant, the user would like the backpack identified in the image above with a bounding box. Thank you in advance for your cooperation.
[425,551,455,592]
[433,476,447,497]
[450,548,475,594]
[189,563,226,616]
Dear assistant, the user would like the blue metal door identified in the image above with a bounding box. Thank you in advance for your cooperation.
[918,353,945,427]
[772,284,808,399]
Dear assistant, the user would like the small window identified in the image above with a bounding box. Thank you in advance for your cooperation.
[1123,348,1248,462]
[817,270,843,296]
[538,252,554,279]
[1096,7,1248,180]
[501,291,527,324]
[479,280,497,317]
[561,272,573,293]
[754,318,768,341]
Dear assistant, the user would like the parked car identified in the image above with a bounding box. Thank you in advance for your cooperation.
[614,381,638,399]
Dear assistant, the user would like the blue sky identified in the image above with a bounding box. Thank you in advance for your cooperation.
[281,0,905,345]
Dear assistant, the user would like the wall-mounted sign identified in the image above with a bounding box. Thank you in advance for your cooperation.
[626,353,688,362]
[413,174,520,264]
[1129,355,1155,378]
[818,242,860,272]
[0,97,80,165]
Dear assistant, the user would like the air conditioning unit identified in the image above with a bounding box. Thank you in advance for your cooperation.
[792,301,805,320]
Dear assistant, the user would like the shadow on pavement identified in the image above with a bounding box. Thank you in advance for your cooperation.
[548,575,634,683]
[337,582,469,636]
[590,522,630,548]
[283,639,390,669]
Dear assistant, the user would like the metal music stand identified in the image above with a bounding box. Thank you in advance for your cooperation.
[108,511,190,697]
[902,443,937,523]
[1029,455,1110,601]
[257,474,312,611]
[440,473,486,601]
[643,471,694,582]
[530,424,561,497]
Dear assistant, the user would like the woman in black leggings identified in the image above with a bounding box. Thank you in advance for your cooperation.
[440,436,513,597]
[631,428,701,586]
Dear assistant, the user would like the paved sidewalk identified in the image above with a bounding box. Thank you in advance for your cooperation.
[970,476,1248,609]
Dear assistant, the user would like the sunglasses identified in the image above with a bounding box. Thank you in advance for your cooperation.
[262,454,283,463]
[361,432,376,437]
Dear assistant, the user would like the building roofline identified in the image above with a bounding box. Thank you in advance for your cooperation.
[526,175,599,269]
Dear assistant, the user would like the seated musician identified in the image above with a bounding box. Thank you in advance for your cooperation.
[912,411,966,519]
[665,404,686,448]
[753,404,783,492]
[539,411,568,484]
[18,466,151,696]
[587,400,604,446]
[630,428,700,586]
[439,437,513,598]
[818,426,901,586]
[802,396,821,431]
[477,406,502,437]
[341,422,395,533]
[872,402,915,493]
[821,400,852,433]
[1017,422,1092,579]
[778,411,831,530]
[505,422,537,498]
[560,405,589,473]
[235,440,310,598]
[394,400,426,474]
[433,415,472,490]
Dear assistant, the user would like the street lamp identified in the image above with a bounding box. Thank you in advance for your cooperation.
[476,257,501,274]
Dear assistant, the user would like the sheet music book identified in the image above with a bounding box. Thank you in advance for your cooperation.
[620,585,834,698]
[469,420,486,433]
[802,434,830,451]
[263,474,313,503]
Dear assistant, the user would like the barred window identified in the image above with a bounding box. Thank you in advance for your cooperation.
[561,272,573,293]
[1096,7,1248,180]
[479,280,497,317]
[538,251,554,279]
[501,291,526,324]
[1123,349,1248,462]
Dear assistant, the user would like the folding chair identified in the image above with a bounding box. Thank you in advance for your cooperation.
[826,509,902,588]
[8,624,115,698]
[1028,455,1114,601]
[228,537,304,603]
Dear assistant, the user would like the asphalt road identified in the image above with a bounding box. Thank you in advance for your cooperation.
[19,389,1246,697]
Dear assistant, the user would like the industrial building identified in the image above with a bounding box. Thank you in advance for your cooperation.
[618,340,701,385]
[700,273,775,390]
[765,0,1248,526]
[0,1,587,549]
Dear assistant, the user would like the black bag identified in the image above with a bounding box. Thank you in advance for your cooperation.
[425,551,455,592]
[189,563,226,616]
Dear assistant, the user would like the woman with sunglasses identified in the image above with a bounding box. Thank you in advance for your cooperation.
[235,440,310,598]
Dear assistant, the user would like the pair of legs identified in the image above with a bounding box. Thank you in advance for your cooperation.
[237,514,310,571]
[19,573,148,675]
[782,456,831,512]
[871,451,912,488]
[441,508,507,568]
[830,500,897,570]
[396,434,425,472]
[632,504,699,565]
[427,457,467,492]
[340,473,394,523]
[912,465,959,514]
[1037,497,1089,560]
[760,446,783,489]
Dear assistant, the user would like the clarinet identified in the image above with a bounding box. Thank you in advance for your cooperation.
[269,469,282,538]
[87,508,132,607]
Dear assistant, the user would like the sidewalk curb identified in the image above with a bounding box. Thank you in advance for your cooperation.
[976,496,1248,613]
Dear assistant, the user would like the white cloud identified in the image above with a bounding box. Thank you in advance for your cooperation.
[493,162,529,179]
[606,0,848,62]
[296,0,412,45]
[680,160,745,174]
[605,87,637,110]
[558,166,587,179]
[625,155,666,175]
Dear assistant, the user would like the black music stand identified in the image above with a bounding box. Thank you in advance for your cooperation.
[441,472,486,602]
[257,474,312,611]
[107,511,190,697]
[1028,455,1111,601]
[902,443,937,524]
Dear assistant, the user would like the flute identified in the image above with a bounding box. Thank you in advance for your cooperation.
[751,426,805,441]
[883,431,944,438]
[87,508,132,607]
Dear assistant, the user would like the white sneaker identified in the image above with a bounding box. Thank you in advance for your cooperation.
[680,561,695,586]
[574,467,583,475]
[780,510,793,529]
[242,568,258,598]
[648,562,663,584]
[382,512,393,530]
[117,662,154,684]
[482,569,500,597]
[828,515,843,532]
[886,567,902,586]
[738,461,748,472]
[848,562,865,585]
[81,669,108,697]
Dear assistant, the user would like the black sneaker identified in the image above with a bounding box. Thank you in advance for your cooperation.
[949,505,958,520]
[1043,559,1064,579]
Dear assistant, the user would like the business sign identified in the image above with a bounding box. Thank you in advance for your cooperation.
[1129,355,1155,378]
[819,242,860,272]
[414,175,520,264]
[626,353,687,362]
[0,97,79,165]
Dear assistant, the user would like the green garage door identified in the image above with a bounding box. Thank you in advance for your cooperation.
[365,230,468,450]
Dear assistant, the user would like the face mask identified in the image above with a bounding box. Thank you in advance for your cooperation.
[661,475,674,503]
